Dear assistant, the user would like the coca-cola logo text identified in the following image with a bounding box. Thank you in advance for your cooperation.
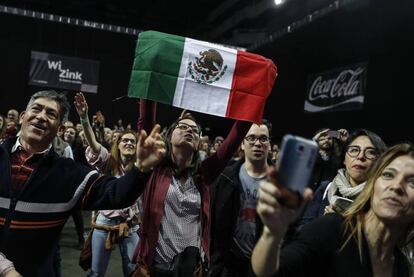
[308,68,365,102]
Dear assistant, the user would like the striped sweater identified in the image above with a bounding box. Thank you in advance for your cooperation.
[0,137,149,276]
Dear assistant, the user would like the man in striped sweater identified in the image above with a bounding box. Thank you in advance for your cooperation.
[0,90,165,276]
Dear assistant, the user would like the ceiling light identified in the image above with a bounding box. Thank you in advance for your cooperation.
[274,0,283,5]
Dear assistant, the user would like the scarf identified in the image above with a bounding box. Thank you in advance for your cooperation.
[326,168,366,206]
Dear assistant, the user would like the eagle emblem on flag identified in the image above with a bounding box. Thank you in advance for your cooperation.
[188,49,227,85]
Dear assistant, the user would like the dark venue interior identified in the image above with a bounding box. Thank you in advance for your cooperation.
[1,0,413,143]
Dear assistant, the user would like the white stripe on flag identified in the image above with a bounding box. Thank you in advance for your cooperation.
[173,38,237,116]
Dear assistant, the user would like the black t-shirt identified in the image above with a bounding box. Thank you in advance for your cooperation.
[276,214,408,277]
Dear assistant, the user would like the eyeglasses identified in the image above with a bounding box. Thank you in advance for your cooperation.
[346,145,378,160]
[175,122,201,135]
[244,135,270,144]
[120,138,136,144]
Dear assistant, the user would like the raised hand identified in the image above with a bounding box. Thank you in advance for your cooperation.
[337,128,349,142]
[178,109,192,120]
[74,92,89,119]
[136,124,166,172]
[257,166,313,236]
[324,204,335,214]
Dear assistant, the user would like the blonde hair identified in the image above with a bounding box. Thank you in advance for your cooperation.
[341,143,414,258]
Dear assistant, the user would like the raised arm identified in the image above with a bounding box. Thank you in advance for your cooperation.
[74,92,101,153]
[252,167,313,277]
[201,120,251,182]
[137,99,156,133]
[82,124,166,209]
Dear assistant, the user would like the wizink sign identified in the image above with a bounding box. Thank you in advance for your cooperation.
[304,63,367,113]
[29,51,99,93]
[47,60,83,82]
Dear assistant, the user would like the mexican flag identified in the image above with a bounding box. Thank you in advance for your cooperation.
[128,31,277,123]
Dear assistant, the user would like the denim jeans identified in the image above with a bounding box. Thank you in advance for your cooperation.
[88,213,139,277]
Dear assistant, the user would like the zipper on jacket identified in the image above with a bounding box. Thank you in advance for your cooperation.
[1,153,45,250]
[0,166,16,251]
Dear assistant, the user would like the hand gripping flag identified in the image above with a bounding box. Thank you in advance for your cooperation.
[128,31,277,123]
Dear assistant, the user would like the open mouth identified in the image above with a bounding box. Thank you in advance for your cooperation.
[124,146,135,150]
[30,122,46,132]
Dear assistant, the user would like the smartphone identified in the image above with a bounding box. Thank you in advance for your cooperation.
[333,197,353,213]
[327,130,340,139]
[276,135,318,195]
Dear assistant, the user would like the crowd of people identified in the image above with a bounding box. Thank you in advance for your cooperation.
[0,90,413,277]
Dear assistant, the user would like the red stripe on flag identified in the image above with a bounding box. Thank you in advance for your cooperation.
[226,51,277,123]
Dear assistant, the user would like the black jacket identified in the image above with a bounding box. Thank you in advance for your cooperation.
[0,137,149,276]
[277,214,408,277]
[309,153,340,191]
[210,159,262,276]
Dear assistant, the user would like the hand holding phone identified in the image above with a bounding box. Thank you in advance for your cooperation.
[332,197,353,213]
[327,130,340,139]
[276,135,318,196]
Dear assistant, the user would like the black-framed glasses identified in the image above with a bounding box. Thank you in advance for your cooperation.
[120,138,136,144]
[346,145,378,160]
[244,135,270,144]
[175,122,201,135]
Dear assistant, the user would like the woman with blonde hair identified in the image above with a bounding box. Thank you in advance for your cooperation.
[75,93,144,277]
[252,143,414,277]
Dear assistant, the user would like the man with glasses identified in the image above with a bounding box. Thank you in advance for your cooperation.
[210,121,271,277]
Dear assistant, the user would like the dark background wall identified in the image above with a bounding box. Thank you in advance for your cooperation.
[257,0,414,144]
[1,0,413,143]
[0,13,139,128]
[0,12,238,138]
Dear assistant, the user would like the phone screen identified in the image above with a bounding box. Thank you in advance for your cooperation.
[277,135,318,195]
[327,130,340,139]
[333,197,353,212]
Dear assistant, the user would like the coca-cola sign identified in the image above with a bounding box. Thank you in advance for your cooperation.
[304,63,367,112]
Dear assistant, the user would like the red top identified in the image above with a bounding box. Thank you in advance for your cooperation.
[133,100,251,266]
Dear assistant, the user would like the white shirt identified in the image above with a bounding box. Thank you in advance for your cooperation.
[11,136,52,155]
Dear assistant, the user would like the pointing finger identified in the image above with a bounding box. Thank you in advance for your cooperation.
[137,130,148,148]
[149,124,161,138]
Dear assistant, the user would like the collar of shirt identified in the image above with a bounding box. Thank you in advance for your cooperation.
[11,136,52,155]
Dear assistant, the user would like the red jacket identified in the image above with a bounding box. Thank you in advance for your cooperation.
[134,100,251,265]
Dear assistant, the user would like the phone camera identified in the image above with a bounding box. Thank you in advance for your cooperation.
[297,145,304,152]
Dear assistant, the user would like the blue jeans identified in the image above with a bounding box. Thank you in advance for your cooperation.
[88,214,139,277]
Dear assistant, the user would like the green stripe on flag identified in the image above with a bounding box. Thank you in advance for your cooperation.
[128,31,185,104]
